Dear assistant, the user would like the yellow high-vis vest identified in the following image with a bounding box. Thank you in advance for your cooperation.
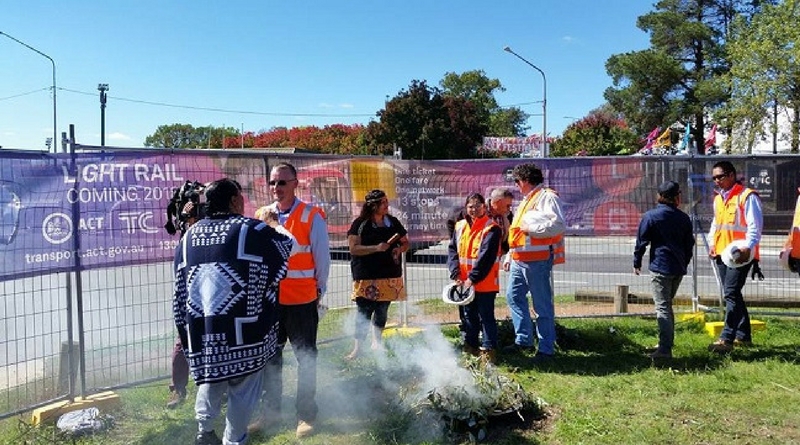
[713,183,760,261]
[784,193,800,258]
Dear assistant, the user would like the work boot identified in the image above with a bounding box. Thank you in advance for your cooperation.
[166,389,186,409]
[194,430,222,445]
[296,420,315,438]
[479,348,496,364]
[708,340,733,353]
[247,410,280,435]
[462,344,480,357]
[649,349,672,359]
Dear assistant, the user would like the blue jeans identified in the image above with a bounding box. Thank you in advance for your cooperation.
[651,273,683,353]
[715,258,752,343]
[195,371,262,445]
[462,291,498,350]
[505,255,556,355]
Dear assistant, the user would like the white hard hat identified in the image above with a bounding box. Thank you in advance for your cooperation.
[441,283,475,306]
[779,247,799,273]
[779,248,792,271]
[721,240,753,269]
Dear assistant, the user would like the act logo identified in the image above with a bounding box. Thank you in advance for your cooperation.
[42,212,73,244]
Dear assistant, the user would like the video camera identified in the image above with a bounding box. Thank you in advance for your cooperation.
[164,180,206,235]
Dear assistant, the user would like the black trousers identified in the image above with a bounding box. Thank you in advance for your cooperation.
[262,300,319,422]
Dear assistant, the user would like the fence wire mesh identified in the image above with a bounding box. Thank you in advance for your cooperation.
[1,147,799,419]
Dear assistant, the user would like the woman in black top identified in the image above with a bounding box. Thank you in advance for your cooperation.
[345,189,409,359]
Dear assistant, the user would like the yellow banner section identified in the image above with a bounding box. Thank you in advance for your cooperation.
[350,160,396,200]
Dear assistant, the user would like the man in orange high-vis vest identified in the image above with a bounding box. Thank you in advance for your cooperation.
[447,193,503,363]
[707,161,762,353]
[779,187,800,274]
[503,163,565,364]
[255,162,330,439]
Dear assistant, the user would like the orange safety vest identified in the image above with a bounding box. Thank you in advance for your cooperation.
[508,186,565,264]
[279,201,323,305]
[784,193,800,258]
[713,183,760,261]
[455,216,500,293]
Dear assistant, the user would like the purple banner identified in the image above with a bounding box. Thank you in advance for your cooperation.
[1,150,727,281]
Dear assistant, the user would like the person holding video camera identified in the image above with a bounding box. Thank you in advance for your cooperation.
[164,182,206,409]
[345,189,409,360]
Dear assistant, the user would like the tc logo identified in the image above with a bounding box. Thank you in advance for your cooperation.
[750,170,771,186]
[117,211,160,234]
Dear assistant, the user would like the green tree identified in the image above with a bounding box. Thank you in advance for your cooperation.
[440,70,528,136]
[144,124,238,148]
[550,109,640,157]
[722,1,800,153]
[366,80,486,159]
[604,0,771,154]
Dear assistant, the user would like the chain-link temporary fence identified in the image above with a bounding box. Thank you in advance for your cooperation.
[1,145,799,419]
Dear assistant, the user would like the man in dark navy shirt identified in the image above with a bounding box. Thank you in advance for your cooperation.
[633,180,695,359]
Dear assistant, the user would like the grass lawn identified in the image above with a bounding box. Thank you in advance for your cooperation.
[2,313,799,445]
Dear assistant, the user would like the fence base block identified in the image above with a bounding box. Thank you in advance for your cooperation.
[678,312,706,323]
[704,320,767,338]
[31,391,120,426]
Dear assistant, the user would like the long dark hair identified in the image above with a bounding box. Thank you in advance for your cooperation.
[359,189,387,220]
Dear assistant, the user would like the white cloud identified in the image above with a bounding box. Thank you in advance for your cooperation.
[109,132,132,140]
[318,103,334,108]
[339,103,354,109]
[562,36,576,43]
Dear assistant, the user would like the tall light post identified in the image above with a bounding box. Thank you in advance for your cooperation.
[98,84,108,147]
[504,46,547,157]
[0,31,57,152]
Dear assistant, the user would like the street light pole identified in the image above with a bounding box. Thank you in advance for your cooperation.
[0,31,57,152]
[504,46,547,157]
[98,84,109,147]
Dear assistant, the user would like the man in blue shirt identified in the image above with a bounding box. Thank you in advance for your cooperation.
[633,180,695,359]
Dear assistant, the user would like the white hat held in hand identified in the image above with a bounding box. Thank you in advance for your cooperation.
[721,239,753,269]
[441,283,475,306]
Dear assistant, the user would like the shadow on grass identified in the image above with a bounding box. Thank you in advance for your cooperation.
[135,418,198,445]
[492,315,800,378]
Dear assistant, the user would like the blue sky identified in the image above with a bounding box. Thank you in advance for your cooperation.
[1,1,654,150]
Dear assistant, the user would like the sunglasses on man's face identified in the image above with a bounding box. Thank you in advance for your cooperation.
[712,173,730,181]
[268,179,295,186]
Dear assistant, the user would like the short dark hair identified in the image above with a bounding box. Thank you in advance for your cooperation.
[512,163,544,185]
[204,178,242,214]
[271,162,297,178]
[712,161,736,177]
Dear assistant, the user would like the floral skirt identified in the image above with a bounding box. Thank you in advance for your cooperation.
[351,277,407,302]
